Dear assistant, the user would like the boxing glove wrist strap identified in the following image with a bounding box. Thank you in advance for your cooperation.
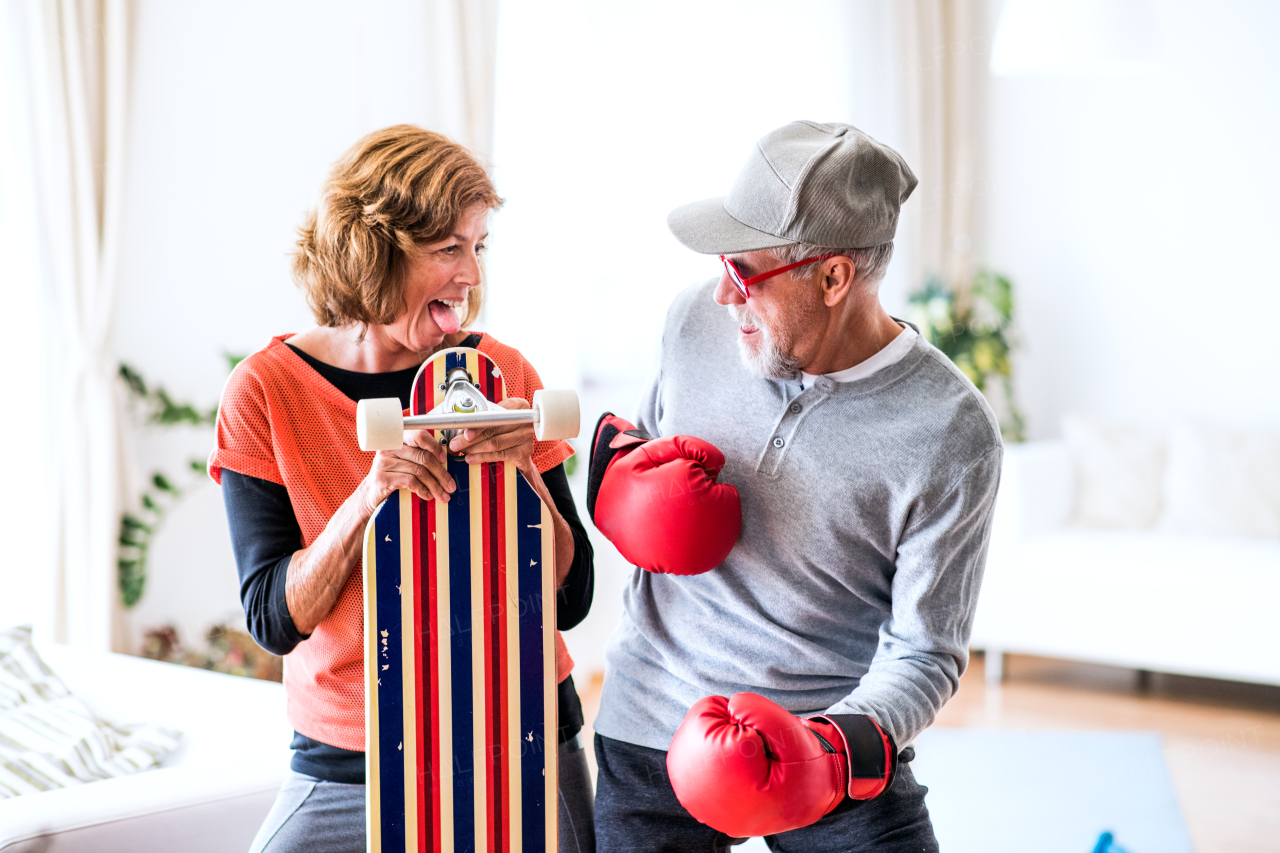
[585,411,652,519]
[810,713,899,800]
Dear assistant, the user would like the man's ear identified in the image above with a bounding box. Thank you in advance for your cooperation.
[820,257,857,307]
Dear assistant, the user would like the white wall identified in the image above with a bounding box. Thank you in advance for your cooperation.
[985,0,1280,437]
[112,0,479,650]
[486,0,906,391]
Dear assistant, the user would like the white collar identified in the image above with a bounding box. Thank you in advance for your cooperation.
[799,324,918,390]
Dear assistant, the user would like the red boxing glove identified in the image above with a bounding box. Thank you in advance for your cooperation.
[666,693,898,837]
[586,413,741,576]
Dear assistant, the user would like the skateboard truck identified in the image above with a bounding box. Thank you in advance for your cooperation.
[356,367,580,452]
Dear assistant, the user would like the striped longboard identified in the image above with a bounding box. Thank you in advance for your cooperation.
[363,347,557,853]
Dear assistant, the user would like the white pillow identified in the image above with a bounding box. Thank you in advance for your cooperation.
[0,625,181,799]
[1063,415,1166,529]
[1164,423,1280,539]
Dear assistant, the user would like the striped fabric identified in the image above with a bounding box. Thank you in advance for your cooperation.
[0,625,181,799]
[364,348,557,853]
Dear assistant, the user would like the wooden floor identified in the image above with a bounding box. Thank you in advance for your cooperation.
[577,653,1280,852]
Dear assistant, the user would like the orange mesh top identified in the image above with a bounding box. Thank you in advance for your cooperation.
[209,332,575,751]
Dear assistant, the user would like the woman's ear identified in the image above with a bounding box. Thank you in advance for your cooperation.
[821,257,857,307]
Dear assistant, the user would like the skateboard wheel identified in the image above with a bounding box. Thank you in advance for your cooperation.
[532,389,580,441]
[357,398,405,451]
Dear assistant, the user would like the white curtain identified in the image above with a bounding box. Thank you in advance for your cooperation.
[425,0,499,161]
[897,0,987,296]
[23,0,133,652]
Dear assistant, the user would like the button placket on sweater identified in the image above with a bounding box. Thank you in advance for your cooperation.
[757,378,829,477]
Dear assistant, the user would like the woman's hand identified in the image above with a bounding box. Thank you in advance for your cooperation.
[287,428,457,636]
[447,398,538,477]
[448,398,577,587]
[355,428,457,516]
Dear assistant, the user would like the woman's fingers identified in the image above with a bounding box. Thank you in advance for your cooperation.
[372,447,455,502]
[462,449,528,469]
[385,462,448,502]
[405,427,449,464]
[389,471,435,503]
[363,463,437,508]
[449,398,533,454]
[395,444,455,488]
[456,425,536,460]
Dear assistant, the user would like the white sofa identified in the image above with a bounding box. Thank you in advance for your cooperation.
[0,645,291,852]
[969,440,1280,686]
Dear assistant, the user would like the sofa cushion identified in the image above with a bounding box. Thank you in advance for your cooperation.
[1062,415,1166,529]
[0,625,180,798]
[1164,423,1280,539]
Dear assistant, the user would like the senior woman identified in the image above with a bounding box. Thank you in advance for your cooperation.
[209,126,595,853]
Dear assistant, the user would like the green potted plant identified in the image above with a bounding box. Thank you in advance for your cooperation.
[117,355,243,607]
[907,270,1025,441]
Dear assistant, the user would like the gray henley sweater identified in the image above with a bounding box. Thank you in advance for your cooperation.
[594,280,1003,751]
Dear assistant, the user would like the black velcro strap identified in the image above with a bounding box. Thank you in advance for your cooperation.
[585,412,652,522]
[585,414,619,522]
[824,713,899,795]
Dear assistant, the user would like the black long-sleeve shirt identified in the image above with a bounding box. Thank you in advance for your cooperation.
[220,336,592,783]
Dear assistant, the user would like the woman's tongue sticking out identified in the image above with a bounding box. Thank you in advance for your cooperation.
[429,299,462,335]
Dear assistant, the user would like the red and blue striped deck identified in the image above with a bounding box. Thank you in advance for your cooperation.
[363,348,557,853]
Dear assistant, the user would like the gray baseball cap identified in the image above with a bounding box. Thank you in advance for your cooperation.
[668,120,917,255]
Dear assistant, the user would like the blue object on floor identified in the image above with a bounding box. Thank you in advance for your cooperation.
[909,730,1193,853]
[1092,831,1131,853]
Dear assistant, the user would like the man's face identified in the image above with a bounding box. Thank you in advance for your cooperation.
[714,250,825,379]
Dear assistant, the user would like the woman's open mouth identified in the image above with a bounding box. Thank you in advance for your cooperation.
[428,298,465,335]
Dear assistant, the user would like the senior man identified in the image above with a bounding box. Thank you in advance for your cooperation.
[586,121,1003,852]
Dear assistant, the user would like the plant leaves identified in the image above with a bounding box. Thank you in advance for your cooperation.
[118,363,147,397]
[116,355,240,609]
[121,514,153,533]
[908,268,1025,442]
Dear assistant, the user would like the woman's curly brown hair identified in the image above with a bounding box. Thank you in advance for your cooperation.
[292,125,503,329]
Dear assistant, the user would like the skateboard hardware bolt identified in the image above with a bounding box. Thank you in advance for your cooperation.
[773,437,785,448]
[438,383,446,391]
[789,403,802,414]
[474,382,482,389]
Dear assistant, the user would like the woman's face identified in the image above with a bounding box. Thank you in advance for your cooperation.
[383,202,490,355]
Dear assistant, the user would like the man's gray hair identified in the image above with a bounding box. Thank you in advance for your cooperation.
[767,241,895,288]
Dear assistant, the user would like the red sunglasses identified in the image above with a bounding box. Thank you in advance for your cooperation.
[719,253,837,299]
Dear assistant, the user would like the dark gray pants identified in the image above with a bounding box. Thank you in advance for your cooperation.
[593,733,938,853]
[250,734,596,853]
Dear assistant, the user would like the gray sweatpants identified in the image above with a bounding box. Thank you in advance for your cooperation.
[250,734,595,853]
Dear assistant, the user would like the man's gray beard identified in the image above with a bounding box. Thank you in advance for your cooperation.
[730,306,801,380]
